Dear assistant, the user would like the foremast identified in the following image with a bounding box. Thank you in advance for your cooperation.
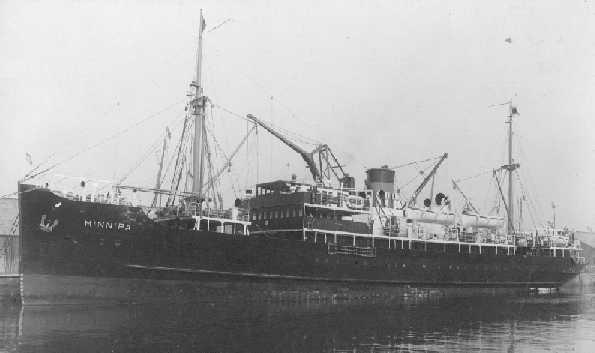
[191,10,207,200]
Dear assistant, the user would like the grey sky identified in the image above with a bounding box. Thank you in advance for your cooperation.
[1,0,594,229]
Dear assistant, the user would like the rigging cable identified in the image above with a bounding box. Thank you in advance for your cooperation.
[515,171,538,228]
[237,72,323,135]
[211,102,320,145]
[391,155,441,170]
[515,134,545,223]
[159,113,194,186]
[23,98,186,182]
[117,112,187,185]
[23,153,56,180]
[397,161,437,197]
[116,139,162,185]
[454,169,494,183]
[168,119,193,206]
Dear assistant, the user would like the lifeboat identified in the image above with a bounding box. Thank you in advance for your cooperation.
[460,213,504,229]
[405,208,455,225]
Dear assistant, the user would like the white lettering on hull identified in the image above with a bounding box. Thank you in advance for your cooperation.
[83,219,132,232]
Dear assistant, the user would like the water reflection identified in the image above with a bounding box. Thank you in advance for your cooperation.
[1,291,594,352]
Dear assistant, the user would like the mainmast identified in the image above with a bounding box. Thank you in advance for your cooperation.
[191,10,207,198]
[505,102,519,233]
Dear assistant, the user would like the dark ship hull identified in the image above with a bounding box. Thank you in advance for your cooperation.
[18,184,583,305]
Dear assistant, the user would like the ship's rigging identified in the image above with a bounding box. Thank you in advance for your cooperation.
[12,10,555,235]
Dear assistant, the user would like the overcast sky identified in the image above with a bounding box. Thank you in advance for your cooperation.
[1,0,594,229]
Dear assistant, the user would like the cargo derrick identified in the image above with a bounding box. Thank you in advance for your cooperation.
[246,114,349,188]
[407,153,448,208]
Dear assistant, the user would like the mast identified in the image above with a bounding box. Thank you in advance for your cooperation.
[505,102,519,234]
[191,10,207,198]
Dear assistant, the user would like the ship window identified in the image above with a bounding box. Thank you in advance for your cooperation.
[280,209,285,219]
[298,208,303,216]
[274,210,279,219]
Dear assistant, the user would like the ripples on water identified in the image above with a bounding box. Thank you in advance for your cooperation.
[1,289,595,352]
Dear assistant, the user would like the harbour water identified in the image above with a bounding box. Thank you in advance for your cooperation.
[0,285,593,353]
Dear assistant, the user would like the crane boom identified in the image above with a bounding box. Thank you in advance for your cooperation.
[246,114,322,182]
[408,153,448,207]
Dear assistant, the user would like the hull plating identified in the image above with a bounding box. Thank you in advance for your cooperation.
[18,185,583,304]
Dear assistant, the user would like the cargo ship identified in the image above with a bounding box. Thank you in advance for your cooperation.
[17,12,585,304]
